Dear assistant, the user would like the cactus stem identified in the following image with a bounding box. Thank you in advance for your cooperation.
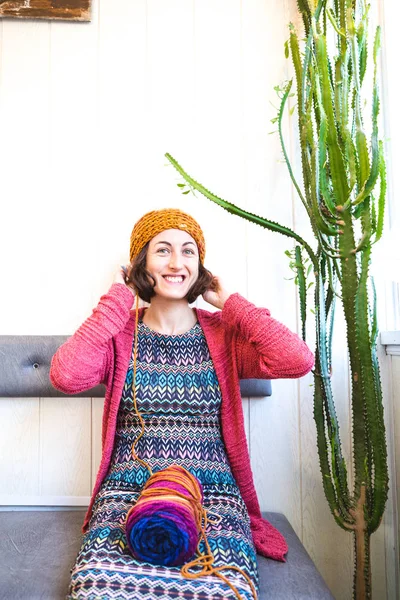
[312,369,331,379]
[349,486,371,597]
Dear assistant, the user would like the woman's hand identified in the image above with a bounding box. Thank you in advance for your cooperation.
[202,275,231,310]
[113,265,135,296]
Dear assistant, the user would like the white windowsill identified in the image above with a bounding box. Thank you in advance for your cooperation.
[380,331,400,356]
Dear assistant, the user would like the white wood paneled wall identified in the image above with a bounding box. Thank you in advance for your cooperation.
[0,1,398,599]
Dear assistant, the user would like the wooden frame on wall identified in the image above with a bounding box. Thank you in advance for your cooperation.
[0,1,91,21]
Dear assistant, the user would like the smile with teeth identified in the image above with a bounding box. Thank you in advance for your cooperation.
[163,275,185,284]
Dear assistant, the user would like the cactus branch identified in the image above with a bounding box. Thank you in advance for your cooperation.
[165,153,318,268]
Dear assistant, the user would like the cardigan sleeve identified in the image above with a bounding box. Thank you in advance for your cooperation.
[220,293,314,379]
[50,283,135,394]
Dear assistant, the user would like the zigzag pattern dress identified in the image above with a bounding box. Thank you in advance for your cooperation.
[68,320,259,599]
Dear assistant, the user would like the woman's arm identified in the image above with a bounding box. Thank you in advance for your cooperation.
[221,293,314,380]
[50,280,135,394]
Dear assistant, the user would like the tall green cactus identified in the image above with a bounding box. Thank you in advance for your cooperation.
[165,1,388,596]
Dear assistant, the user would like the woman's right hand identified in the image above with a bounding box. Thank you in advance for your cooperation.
[113,265,135,296]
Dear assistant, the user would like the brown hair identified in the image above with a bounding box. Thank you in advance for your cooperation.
[127,243,215,304]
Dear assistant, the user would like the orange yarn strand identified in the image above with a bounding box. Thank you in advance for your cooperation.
[180,493,258,600]
[130,295,153,477]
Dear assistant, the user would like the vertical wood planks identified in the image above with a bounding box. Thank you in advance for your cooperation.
[189,0,246,302]
[0,398,40,498]
[298,307,353,599]
[372,347,400,600]
[95,0,147,235]
[46,8,99,334]
[0,19,50,335]
[40,397,91,496]
[91,396,105,488]
[145,0,196,193]
[392,355,400,597]
[243,0,302,540]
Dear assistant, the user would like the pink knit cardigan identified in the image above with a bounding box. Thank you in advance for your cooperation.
[50,283,314,562]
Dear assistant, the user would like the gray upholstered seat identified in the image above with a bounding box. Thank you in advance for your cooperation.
[0,510,333,599]
[0,336,333,599]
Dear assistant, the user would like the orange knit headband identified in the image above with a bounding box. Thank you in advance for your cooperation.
[129,209,206,264]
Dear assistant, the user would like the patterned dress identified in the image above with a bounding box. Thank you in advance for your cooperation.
[68,320,259,599]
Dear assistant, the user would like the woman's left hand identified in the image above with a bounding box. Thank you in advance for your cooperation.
[202,275,231,310]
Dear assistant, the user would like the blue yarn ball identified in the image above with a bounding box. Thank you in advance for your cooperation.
[127,506,196,566]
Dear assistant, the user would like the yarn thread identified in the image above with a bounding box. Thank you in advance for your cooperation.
[125,292,257,600]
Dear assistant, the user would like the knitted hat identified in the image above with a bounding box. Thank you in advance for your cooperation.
[129,209,206,264]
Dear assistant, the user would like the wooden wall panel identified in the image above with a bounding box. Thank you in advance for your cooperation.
[145,0,196,176]
[299,311,354,599]
[95,0,147,266]
[91,397,105,487]
[243,0,302,541]
[0,399,40,498]
[45,7,100,335]
[393,355,400,559]
[367,342,396,600]
[382,353,400,599]
[242,399,250,444]
[0,19,50,336]
[40,398,91,496]
[189,0,248,304]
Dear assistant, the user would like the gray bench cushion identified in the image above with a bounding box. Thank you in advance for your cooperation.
[0,336,272,398]
[0,510,333,599]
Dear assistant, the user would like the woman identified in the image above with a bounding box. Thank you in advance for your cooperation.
[50,208,314,600]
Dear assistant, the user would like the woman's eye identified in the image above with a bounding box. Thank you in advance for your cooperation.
[184,249,195,255]
[157,248,169,254]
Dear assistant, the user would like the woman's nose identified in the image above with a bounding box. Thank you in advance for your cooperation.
[168,251,183,269]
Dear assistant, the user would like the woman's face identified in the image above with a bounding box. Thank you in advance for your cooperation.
[145,229,200,301]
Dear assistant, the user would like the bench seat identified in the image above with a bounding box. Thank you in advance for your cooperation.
[0,509,333,599]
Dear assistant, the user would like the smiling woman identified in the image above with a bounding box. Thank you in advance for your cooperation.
[49,207,315,600]
[0,0,91,21]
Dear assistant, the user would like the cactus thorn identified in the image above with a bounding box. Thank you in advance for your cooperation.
[338,230,344,234]
[336,205,344,212]
[336,220,345,226]
[354,372,359,382]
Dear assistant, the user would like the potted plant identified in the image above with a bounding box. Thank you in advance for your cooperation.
[165,1,389,597]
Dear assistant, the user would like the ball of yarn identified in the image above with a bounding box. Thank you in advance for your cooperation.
[125,465,203,567]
